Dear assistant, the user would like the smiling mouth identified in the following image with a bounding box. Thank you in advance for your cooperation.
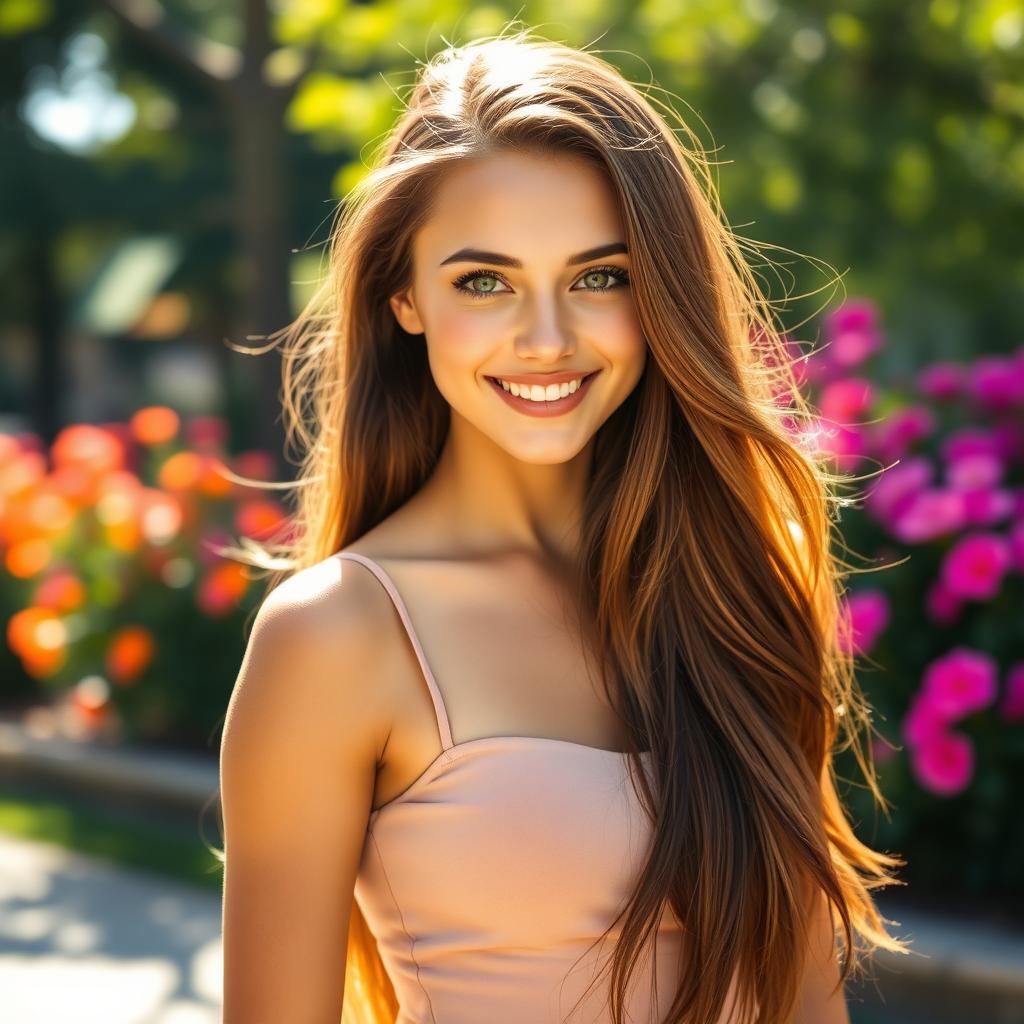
[484,370,601,416]
[485,370,600,397]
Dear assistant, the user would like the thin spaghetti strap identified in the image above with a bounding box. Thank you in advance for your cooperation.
[335,551,454,751]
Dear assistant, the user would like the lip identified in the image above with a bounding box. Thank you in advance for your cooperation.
[485,370,600,418]
[488,370,597,386]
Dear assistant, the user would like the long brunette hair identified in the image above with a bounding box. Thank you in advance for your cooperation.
[221,28,911,1024]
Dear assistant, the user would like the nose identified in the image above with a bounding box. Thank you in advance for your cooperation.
[513,294,576,362]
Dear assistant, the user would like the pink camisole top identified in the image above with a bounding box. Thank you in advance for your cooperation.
[339,551,735,1024]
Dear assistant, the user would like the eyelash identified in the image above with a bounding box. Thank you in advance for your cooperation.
[451,264,630,300]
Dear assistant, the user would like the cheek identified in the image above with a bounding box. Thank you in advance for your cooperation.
[425,306,495,373]
[593,301,647,375]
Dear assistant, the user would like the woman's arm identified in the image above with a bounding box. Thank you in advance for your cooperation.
[791,888,851,1024]
[219,564,391,1023]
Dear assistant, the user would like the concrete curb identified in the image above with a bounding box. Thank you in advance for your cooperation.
[0,715,218,811]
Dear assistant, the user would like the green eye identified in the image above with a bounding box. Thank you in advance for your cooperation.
[451,264,629,300]
[452,270,511,299]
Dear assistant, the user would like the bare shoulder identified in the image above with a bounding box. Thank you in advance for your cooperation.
[230,554,398,739]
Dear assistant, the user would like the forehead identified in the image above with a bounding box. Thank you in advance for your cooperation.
[415,149,624,262]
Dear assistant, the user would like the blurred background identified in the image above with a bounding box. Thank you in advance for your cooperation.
[0,1,1022,1022]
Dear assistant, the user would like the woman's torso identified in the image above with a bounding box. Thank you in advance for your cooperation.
[335,532,741,1023]
[347,543,631,813]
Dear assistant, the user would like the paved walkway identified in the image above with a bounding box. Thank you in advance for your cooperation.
[0,832,222,1024]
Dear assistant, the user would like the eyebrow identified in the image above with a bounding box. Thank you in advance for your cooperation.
[439,241,628,269]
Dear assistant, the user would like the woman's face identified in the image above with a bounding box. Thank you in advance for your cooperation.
[389,149,647,465]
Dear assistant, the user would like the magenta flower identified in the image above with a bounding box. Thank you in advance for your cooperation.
[925,580,963,625]
[872,406,935,463]
[1010,521,1024,571]
[921,647,998,719]
[940,532,1012,600]
[946,453,1004,491]
[864,456,934,526]
[891,489,965,542]
[819,423,866,472]
[999,664,1024,722]
[917,361,965,401]
[942,428,1001,463]
[967,355,1024,411]
[823,299,883,368]
[992,421,1024,464]
[902,693,957,747]
[825,297,879,336]
[820,378,874,424]
[961,488,1015,527]
[910,731,975,796]
[831,329,883,368]
[839,589,890,656]
[800,348,833,385]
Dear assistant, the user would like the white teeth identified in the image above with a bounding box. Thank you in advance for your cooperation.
[497,376,585,401]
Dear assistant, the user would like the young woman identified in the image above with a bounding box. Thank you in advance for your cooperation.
[217,30,911,1024]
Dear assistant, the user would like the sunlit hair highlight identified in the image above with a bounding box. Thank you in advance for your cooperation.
[216,26,912,1024]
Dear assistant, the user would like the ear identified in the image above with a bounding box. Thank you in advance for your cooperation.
[389,286,425,336]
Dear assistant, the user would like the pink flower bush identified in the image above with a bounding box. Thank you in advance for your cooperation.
[864,456,934,526]
[822,298,883,368]
[946,453,1003,491]
[925,580,962,624]
[967,355,1024,412]
[839,589,890,656]
[1000,664,1024,722]
[872,405,936,463]
[940,532,1013,601]
[890,488,965,542]
[1010,521,1024,571]
[820,378,875,424]
[942,427,1002,462]
[910,731,975,796]
[797,299,1023,810]
[918,361,964,401]
[900,648,997,797]
[920,647,998,718]
[960,487,1015,527]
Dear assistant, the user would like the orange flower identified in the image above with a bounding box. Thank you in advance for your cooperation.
[158,451,203,491]
[235,498,288,539]
[6,606,67,677]
[0,450,46,499]
[106,625,155,685]
[49,464,95,506]
[34,571,87,612]
[0,433,20,466]
[139,489,183,544]
[131,406,180,445]
[1,495,35,546]
[196,561,249,616]
[26,488,75,538]
[7,607,52,656]
[94,472,143,552]
[5,538,52,578]
[51,424,124,475]
[22,646,67,679]
[199,456,234,498]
